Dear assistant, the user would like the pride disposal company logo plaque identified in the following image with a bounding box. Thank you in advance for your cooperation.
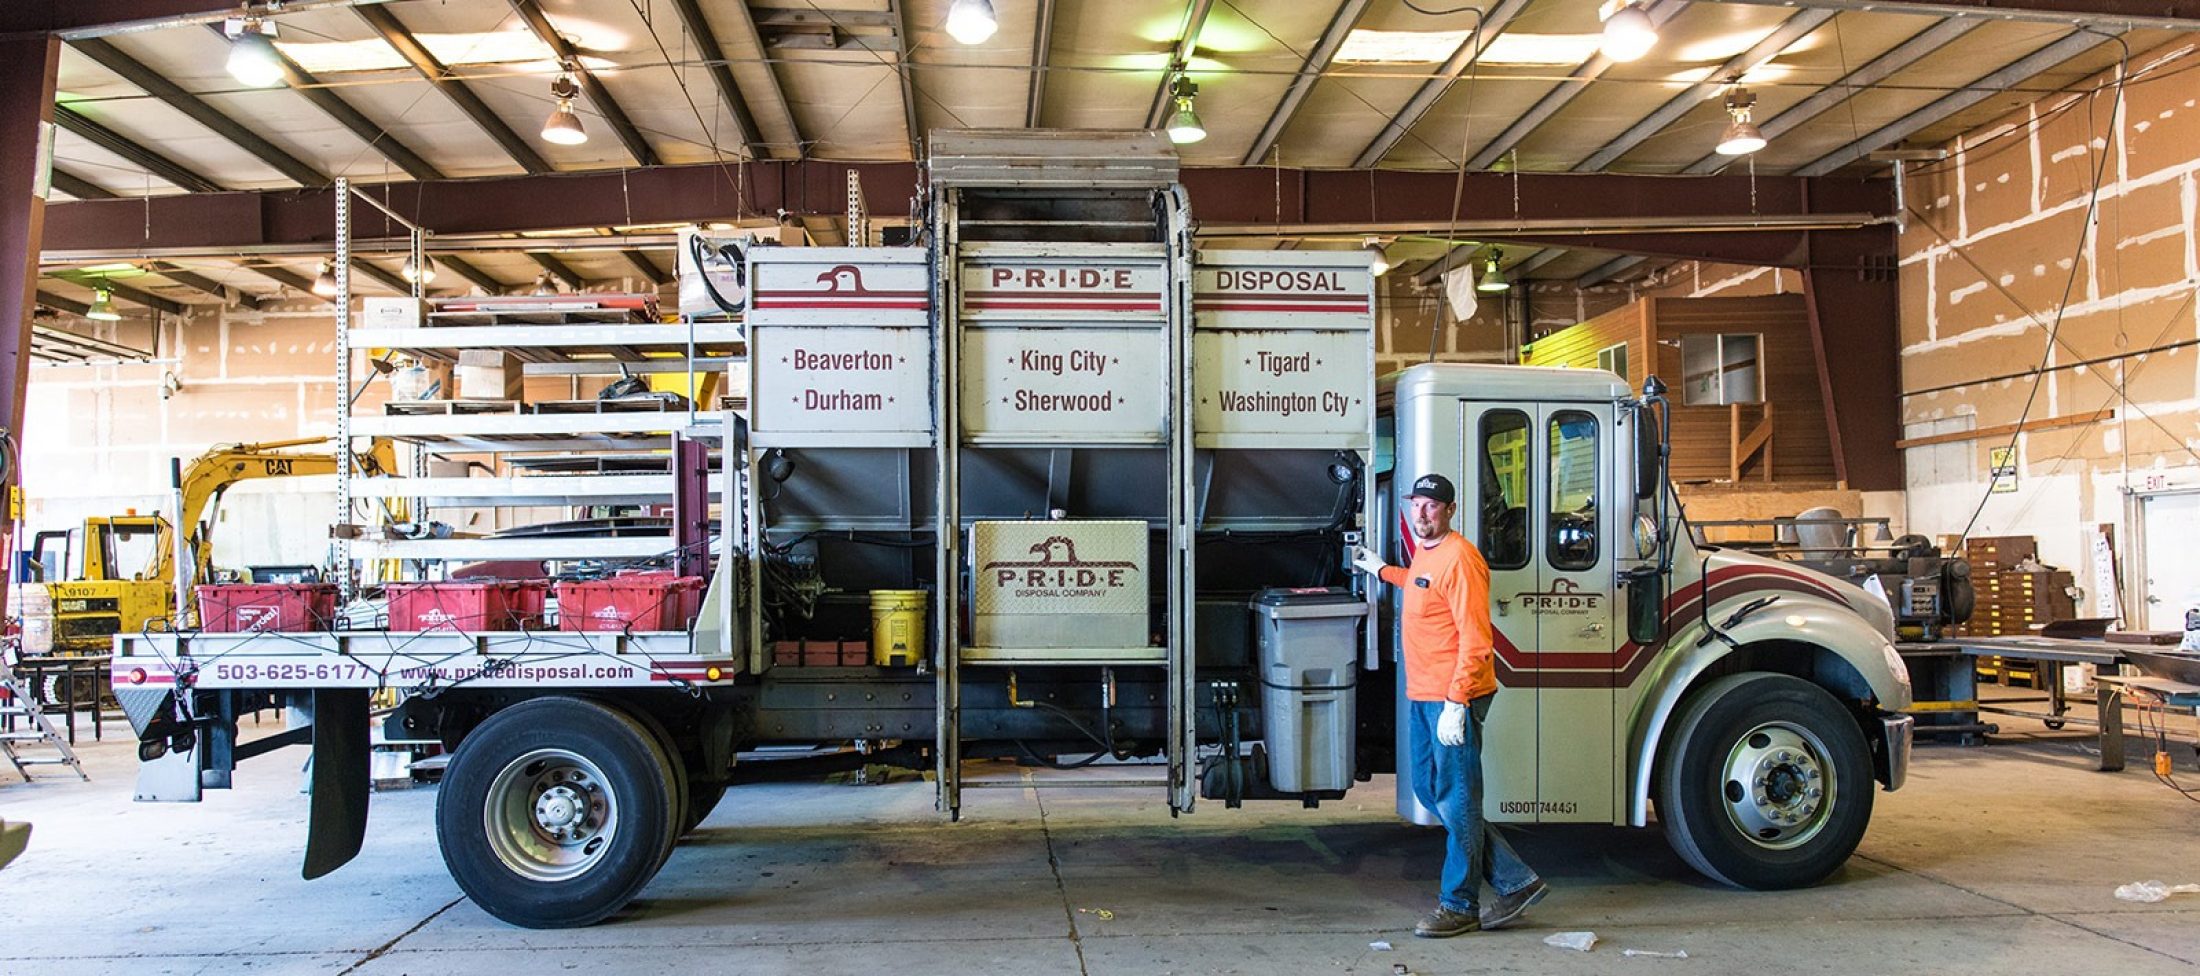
[970,520,1149,649]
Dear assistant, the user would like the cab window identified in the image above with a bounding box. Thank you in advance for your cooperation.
[1548,411,1599,571]
[1477,410,1530,570]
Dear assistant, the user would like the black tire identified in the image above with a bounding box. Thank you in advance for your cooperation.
[436,697,678,928]
[683,778,728,834]
[615,703,687,863]
[1655,672,1874,890]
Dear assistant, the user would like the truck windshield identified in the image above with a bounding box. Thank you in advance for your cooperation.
[1549,412,1599,571]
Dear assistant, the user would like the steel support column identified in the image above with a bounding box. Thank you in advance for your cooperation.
[0,33,60,619]
[1801,227,1904,491]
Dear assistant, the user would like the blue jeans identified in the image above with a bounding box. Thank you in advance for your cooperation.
[1407,695,1538,912]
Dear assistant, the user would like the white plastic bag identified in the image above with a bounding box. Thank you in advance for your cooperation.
[1544,931,1598,952]
[2114,880,2200,903]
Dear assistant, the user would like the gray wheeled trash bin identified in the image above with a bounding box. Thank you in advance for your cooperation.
[1253,587,1368,794]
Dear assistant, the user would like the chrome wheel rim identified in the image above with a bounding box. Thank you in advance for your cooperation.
[1721,721,1834,850]
[483,748,618,882]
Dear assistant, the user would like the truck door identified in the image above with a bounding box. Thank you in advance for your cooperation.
[1529,406,1617,823]
[1462,405,1539,821]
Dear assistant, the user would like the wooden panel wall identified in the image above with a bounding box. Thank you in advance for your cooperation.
[1522,295,1839,485]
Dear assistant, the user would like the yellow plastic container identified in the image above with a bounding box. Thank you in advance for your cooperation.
[869,590,927,667]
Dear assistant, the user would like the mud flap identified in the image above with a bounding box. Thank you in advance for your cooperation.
[302,689,370,880]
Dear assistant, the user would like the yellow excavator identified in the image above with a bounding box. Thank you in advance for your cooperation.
[30,438,396,651]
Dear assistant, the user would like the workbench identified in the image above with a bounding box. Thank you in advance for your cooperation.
[1898,636,2134,768]
[2091,674,2200,773]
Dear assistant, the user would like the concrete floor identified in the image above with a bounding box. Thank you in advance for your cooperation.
[3,704,2198,976]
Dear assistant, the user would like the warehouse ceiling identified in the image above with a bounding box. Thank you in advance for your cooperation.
[28,0,2184,312]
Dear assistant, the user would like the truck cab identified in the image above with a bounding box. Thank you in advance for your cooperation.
[1385,363,1912,887]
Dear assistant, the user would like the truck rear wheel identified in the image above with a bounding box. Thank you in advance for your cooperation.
[1655,672,1873,890]
[437,697,677,928]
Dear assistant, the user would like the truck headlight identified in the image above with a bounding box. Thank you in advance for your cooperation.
[1633,514,1661,560]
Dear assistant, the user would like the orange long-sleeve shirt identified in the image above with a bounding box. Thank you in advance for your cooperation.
[1379,531,1498,703]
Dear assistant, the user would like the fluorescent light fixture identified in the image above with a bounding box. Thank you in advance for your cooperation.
[1476,250,1510,293]
[1335,29,1473,64]
[946,0,999,45]
[225,23,285,88]
[1600,1,1658,62]
[1715,88,1767,156]
[542,70,587,145]
[1481,33,1606,66]
[1165,74,1205,145]
[87,287,123,321]
[275,31,560,75]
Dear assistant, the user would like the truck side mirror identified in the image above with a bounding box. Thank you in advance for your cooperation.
[1634,409,1661,500]
[1625,566,1664,646]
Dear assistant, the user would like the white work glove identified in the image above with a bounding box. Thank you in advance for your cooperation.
[1350,545,1387,576]
[1437,701,1469,747]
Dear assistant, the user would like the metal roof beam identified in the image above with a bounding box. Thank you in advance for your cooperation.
[349,259,412,294]
[238,261,330,302]
[201,22,443,181]
[507,0,660,167]
[46,273,185,315]
[1243,0,1370,165]
[1795,25,2127,175]
[356,4,553,174]
[48,167,115,200]
[529,252,585,290]
[438,255,504,295]
[1683,17,1981,175]
[68,37,326,186]
[666,0,769,158]
[886,0,922,159]
[1711,0,2200,30]
[1145,0,1217,129]
[1025,0,1057,128]
[146,261,263,310]
[1576,254,1648,286]
[51,103,223,193]
[621,250,668,286]
[1352,0,1530,169]
[1466,0,1687,171]
[33,291,90,317]
[1574,9,1835,172]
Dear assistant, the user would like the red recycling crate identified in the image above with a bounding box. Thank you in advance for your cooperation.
[386,581,548,632]
[555,576,704,633]
[197,584,339,633]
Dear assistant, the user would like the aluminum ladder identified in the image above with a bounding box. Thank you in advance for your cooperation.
[0,666,88,782]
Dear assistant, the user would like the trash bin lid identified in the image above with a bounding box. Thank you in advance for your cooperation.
[1251,586,1367,617]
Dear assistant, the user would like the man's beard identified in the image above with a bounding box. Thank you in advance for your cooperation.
[1412,520,1446,541]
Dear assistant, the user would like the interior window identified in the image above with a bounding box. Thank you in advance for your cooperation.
[1680,333,1763,406]
[1548,411,1599,571]
[1477,410,1530,570]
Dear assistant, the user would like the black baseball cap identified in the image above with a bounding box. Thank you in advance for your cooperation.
[1406,473,1455,505]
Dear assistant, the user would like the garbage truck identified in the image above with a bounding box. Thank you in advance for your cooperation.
[110,130,1913,929]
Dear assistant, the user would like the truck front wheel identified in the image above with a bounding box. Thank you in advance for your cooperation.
[437,697,677,927]
[1655,672,1873,890]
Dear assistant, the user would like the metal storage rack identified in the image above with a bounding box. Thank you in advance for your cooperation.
[327,180,742,579]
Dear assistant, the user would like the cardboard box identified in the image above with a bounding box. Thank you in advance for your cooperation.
[363,296,426,329]
[455,349,523,400]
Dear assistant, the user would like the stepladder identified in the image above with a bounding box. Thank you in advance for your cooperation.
[0,665,88,782]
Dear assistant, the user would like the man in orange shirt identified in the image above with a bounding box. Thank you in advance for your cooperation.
[1353,473,1546,938]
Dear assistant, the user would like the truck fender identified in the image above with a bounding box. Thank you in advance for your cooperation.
[1624,594,1911,827]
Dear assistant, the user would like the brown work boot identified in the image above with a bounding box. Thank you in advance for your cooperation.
[1480,878,1549,931]
[1413,905,1481,939]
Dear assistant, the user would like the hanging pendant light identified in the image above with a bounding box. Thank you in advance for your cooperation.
[224,14,284,88]
[401,253,437,285]
[1476,249,1510,293]
[1599,1,1658,62]
[945,0,999,45]
[1165,74,1205,145]
[311,259,340,298]
[542,68,587,146]
[1715,88,1767,156]
[86,286,123,322]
